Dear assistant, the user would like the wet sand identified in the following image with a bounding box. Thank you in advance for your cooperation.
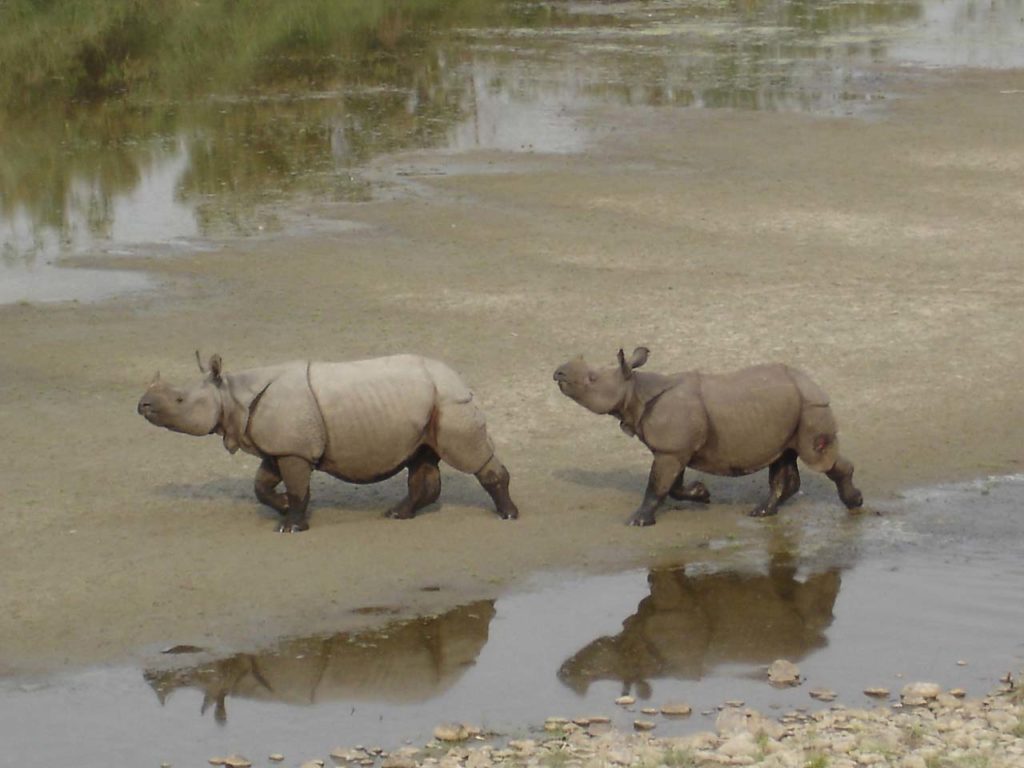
[1,67,1022,675]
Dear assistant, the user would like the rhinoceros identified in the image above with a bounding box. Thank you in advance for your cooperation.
[137,352,519,531]
[553,347,862,526]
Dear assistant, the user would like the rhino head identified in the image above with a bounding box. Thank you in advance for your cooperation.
[137,352,225,436]
[553,346,649,414]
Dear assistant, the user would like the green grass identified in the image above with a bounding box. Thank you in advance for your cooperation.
[661,747,698,768]
[0,0,511,110]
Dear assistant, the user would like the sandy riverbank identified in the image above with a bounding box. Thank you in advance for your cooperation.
[0,67,1021,675]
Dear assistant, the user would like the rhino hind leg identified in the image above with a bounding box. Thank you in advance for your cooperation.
[254,457,289,515]
[276,456,312,533]
[750,450,801,518]
[386,448,442,520]
[826,455,863,509]
[475,456,519,520]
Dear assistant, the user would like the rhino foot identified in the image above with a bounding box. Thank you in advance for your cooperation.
[498,503,519,520]
[842,488,864,509]
[384,505,415,520]
[275,521,309,533]
[748,504,779,518]
[627,513,656,527]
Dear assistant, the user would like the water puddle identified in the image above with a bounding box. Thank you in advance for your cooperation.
[2,0,1023,303]
[2,476,1022,766]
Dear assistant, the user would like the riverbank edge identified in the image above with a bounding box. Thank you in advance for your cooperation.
[208,675,1023,768]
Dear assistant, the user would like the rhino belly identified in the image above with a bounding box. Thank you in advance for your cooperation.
[310,359,436,482]
[690,366,802,475]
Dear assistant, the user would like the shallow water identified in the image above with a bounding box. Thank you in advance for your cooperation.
[2,0,1023,303]
[3,476,1022,766]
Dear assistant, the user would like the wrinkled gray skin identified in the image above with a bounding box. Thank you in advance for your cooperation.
[138,353,518,532]
[553,347,863,526]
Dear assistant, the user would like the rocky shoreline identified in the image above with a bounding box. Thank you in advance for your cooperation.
[207,673,1023,768]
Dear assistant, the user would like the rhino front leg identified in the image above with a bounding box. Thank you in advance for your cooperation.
[277,456,312,533]
[386,448,442,520]
[254,457,289,515]
[826,455,863,509]
[475,456,519,520]
[629,453,686,527]
[750,450,801,517]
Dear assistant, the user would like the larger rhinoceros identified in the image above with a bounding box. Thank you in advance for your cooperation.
[553,347,862,526]
[138,353,519,531]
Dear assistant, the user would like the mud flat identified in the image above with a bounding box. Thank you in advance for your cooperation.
[2,65,1024,676]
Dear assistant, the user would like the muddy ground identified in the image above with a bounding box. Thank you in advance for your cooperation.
[1,68,1021,676]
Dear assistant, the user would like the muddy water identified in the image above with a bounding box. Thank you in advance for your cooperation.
[3,476,1022,765]
[3,0,1023,303]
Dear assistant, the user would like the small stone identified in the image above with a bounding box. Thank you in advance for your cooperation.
[901,682,942,701]
[719,733,758,759]
[810,688,837,702]
[725,699,745,708]
[661,703,693,717]
[641,707,658,715]
[633,719,656,731]
[956,660,968,666]
[434,723,470,742]
[208,760,225,767]
[716,708,749,736]
[299,762,324,768]
[330,749,364,762]
[269,757,285,763]
[616,695,636,706]
[161,763,171,768]
[507,740,535,752]
[586,715,610,724]
[950,688,967,698]
[587,721,612,736]
[382,758,417,768]
[768,659,801,686]
[864,687,890,698]
[223,758,252,768]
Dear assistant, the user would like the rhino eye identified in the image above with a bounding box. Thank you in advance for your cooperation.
[176,396,184,403]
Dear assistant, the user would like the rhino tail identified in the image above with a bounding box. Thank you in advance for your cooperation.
[787,370,839,471]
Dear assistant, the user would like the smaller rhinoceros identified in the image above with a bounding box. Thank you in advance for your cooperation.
[553,347,862,526]
[138,352,519,531]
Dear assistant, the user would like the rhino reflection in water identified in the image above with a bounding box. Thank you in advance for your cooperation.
[558,559,840,698]
[146,601,495,722]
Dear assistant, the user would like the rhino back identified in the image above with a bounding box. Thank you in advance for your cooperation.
[690,364,802,475]
[310,356,436,481]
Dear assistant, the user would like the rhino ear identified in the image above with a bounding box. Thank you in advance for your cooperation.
[208,354,223,382]
[617,348,632,379]
[195,349,207,373]
[629,346,650,370]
